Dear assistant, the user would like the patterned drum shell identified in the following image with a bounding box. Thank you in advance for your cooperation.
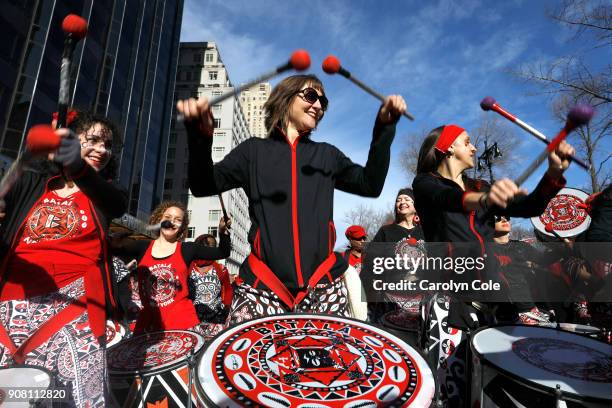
[107,330,205,408]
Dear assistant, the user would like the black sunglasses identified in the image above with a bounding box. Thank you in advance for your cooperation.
[297,87,328,111]
[494,215,511,222]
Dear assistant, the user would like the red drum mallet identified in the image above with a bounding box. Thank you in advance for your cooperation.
[322,55,415,121]
[480,96,589,170]
[177,49,311,122]
[57,14,88,129]
[0,125,61,199]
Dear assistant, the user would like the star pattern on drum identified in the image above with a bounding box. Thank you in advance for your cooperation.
[266,334,365,386]
[207,316,426,407]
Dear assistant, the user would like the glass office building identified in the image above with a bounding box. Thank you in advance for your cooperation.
[0,0,183,219]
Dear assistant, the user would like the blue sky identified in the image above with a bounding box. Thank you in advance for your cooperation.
[180,0,610,246]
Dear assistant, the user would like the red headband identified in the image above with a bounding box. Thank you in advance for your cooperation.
[434,124,465,153]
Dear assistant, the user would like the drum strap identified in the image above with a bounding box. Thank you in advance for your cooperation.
[247,253,336,309]
[0,295,87,364]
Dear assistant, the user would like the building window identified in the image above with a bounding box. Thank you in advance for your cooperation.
[205,53,213,63]
[167,148,175,159]
[213,147,225,154]
[215,131,226,138]
[169,133,177,144]
[164,179,173,189]
[166,163,174,173]
[209,209,221,221]
[214,118,221,128]
[212,104,222,112]
[163,193,171,200]
[187,210,192,219]
[186,71,192,81]
[193,53,202,63]
[187,227,195,239]
[209,71,218,80]
[208,226,218,238]
[212,90,222,96]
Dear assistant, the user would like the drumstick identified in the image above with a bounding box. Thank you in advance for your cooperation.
[177,49,311,122]
[57,15,88,129]
[0,125,61,200]
[218,193,229,221]
[322,55,415,121]
[482,105,593,221]
[514,104,594,187]
[480,97,589,170]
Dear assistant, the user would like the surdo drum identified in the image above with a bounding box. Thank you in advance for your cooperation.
[107,330,205,408]
[196,314,435,407]
[471,325,612,408]
[531,187,591,240]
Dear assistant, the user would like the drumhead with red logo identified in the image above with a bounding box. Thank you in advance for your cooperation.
[196,314,435,407]
[107,330,204,376]
[471,325,612,402]
[531,187,591,239]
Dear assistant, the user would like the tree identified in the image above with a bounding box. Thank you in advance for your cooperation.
[513,0,611,192]
[343,203,394,239]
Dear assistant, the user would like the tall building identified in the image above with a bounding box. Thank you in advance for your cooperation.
[239,82,270,138]
[0,0,184,220]
[167,42,251,275]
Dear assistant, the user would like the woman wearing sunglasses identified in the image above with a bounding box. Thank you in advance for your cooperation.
[411,124,575,406]
[177,74,406,323]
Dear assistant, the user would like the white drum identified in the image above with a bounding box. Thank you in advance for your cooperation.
[0,367,52,407]
[471,325,612,407]
[197,314,436,407]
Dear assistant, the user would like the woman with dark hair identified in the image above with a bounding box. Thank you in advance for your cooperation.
[368,188,425,324]
[372,188,423,243]
[111,201,231,335]
[0,112,126,407]
[412,124,575,406]
[177,74,406,323]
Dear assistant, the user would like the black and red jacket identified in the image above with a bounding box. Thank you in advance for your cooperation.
[187,115,397,303]
[412,172,566,245]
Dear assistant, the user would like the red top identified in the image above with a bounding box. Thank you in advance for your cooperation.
[1,184,101,300]
[134,241,200,334]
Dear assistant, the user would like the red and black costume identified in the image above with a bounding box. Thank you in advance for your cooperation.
[113,235,230,334]
[0,165,126,406]
[186,115,398,314]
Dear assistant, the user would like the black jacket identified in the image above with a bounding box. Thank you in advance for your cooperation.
[412,172,566,245]
[187,116,397,292]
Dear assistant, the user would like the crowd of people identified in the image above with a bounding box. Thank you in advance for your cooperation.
[0,73,609,407]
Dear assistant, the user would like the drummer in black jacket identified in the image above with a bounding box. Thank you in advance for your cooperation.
[177,74,407,323]
[412,123,575,407]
